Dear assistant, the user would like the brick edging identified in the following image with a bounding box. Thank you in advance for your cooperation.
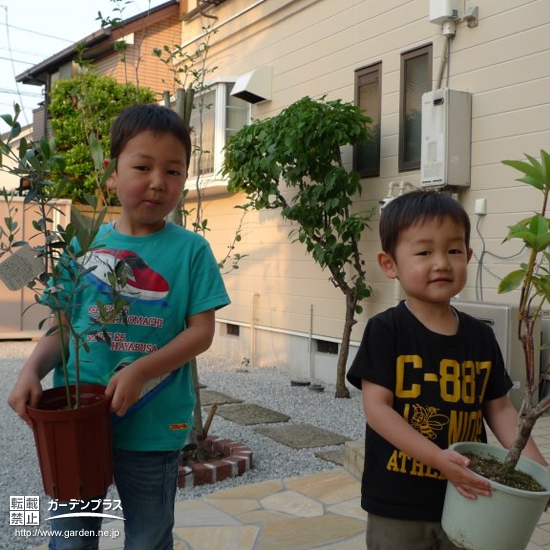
[177,435,253,488]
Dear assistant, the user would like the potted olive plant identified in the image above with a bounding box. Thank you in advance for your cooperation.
[0,106,128,500]
[442,150,550,550]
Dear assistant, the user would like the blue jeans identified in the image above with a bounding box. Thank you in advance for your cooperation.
[48,449,179,550]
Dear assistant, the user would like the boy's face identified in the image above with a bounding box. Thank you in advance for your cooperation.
[106,130,188,236]
[377,217,472,306]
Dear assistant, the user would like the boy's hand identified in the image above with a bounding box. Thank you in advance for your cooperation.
[105,363,146,417]
[436,449,492,499]
[7,372,43,427]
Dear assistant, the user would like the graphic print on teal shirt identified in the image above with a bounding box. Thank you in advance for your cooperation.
[82,246,177,424]
[81,248,170,304]
[52,222,231,451]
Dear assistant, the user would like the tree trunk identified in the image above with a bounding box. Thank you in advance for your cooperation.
[335,292,357,398]
[190,357,208,461]
[504,410,538,471]
[503,320,544,471]
[166,195,183,226]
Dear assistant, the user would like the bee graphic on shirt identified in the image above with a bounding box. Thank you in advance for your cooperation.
[411,404,449,440]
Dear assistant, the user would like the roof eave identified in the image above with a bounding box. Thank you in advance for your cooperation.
[16,29,111,85]
[16,0,179,86]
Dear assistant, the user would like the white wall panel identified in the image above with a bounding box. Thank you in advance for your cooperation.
[176,0,550,384]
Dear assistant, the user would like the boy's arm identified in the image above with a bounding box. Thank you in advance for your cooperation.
[484,395,548,466]
[106,308,216,416]
[362,380,492,499]
[7,318,67,426]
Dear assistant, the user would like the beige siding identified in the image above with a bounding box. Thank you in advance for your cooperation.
[94,11,182,98]
[6,0,537,376]
[176,0,550,370]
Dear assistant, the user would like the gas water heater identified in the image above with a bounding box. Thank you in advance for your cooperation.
[420,88,472,188]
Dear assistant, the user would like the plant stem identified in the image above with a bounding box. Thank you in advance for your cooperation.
[505,410,538,470]
[56,310,72,409]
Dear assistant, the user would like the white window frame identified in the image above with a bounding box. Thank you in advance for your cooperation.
[187,80,250,193]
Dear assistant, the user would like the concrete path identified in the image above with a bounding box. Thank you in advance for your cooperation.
[31,469,367,550]
[28,398,550,549]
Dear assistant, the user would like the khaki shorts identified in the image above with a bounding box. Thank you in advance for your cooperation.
[367,514,461,550]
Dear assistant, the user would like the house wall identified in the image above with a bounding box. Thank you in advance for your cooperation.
[0,125,34,192]
[0,198,72,338]
[179,0,550,385]
[94,9,183,99]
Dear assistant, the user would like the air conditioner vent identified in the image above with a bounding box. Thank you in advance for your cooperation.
[451,300,540,411]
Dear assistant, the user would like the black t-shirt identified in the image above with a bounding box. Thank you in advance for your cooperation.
[347,301,513,521]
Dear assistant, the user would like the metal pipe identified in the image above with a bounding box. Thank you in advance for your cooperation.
[309,304,314,380]
[251,293,259,367]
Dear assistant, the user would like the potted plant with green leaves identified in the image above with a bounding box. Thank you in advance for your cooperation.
[441,149,550,550]
[1,105,129,501]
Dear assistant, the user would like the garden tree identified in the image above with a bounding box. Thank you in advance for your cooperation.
[154,24,218,230]
[223,96,375,398]
[97,0,144,89]
[48,72,156,203]
[155,24,247,460]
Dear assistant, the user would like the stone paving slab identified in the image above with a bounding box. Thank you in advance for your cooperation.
[216,403,290,425]
[315,448,345,466]
[199,389,243,406]
[254,423,351,449]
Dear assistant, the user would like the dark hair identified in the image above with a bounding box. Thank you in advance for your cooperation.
[379,190,471,258]
[110,103,192,168]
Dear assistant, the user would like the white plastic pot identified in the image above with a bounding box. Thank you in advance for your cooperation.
[442,441,550,550]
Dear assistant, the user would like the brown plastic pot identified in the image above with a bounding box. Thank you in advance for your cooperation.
[26,384,113,501]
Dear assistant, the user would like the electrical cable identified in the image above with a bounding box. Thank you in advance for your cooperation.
[0,8,81,128]
[475,216,486,301]
[473,215,526,301]
[0,88,42,97]
[0,21,75,45]
[1,6,30,126]
[0,55,35,65]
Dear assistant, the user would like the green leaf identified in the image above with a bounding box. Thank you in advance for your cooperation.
[498,269,525,293]
[89,132,104,171]
[502,158,543,186]
[541,149,550,186]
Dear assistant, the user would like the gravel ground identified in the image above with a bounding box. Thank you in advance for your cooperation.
[0,341,365,550]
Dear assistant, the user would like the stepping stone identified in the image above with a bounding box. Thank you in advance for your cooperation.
[216,403,290,425]
[199,389,243,406]
[315,449,345,466]
[254,423,351,449]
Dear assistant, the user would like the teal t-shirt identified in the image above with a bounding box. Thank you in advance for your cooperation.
[52,221,230,451]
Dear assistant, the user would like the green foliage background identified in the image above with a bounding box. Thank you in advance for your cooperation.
[49,73,156,203]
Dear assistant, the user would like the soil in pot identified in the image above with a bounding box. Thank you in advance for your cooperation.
[464,452,546,492]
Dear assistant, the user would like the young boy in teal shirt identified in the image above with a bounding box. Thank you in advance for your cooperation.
[8,103,230,549]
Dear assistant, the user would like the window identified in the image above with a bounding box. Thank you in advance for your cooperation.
[226,323,240,336]
[354,62,382,178]
[315,339,338,355]
[399,44,432,172]
[188,83,249,180]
